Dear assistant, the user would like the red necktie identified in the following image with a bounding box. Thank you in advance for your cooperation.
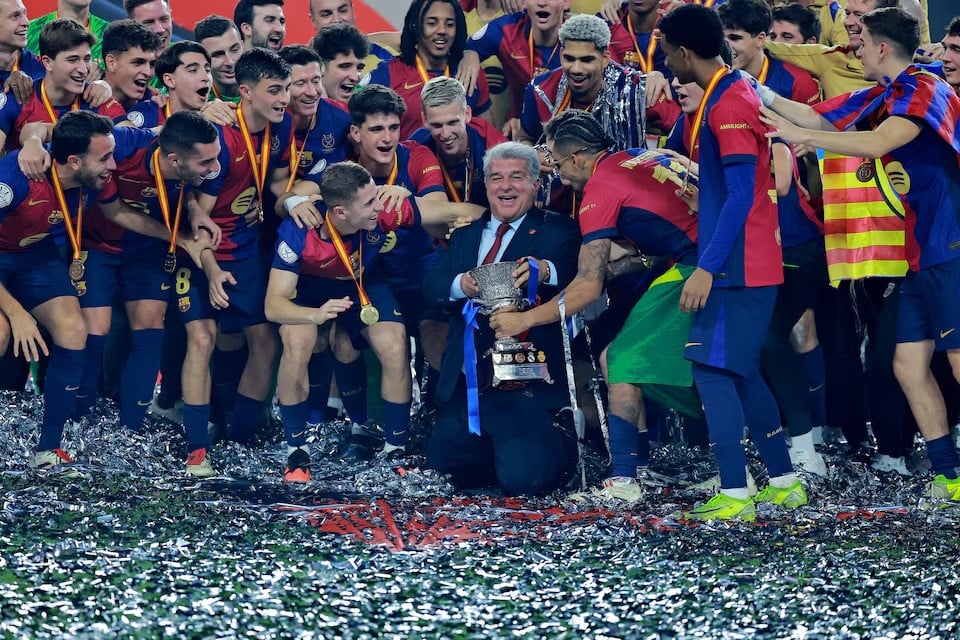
[481,222,510,265]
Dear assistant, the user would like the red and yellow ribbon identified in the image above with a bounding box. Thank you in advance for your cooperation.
[286,114,315,192]
[415,55,449,84]
[626,15,658,73]
[40,80,80,124]
[528,28,560,79]
[756,54,770,85]
[51,163,83,263]
[10,50,19,73]
[439,155,470,203]
[151,149,184,256]
[236,103,271,214]
[325,212,370,306]
[680,65,729,194]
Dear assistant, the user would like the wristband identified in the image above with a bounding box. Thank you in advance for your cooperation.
[755,82,777,108]
[284,195,311,214]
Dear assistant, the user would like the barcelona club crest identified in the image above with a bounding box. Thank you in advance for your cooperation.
[178,296,191,312]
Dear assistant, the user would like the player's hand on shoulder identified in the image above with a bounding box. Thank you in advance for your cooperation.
[4,70,32,105]
[17,138,51,182]
[83,79,112,107]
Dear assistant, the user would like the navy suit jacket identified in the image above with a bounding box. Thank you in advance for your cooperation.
[424,207,581,404]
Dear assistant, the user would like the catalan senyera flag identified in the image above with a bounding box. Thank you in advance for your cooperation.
[813,64,960,284]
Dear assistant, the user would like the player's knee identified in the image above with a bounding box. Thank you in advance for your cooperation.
[280,326,316,362]
[373,326,409,370]
[892,347,925,386]
[789,313,818,353]
[53,313,87,350]
[187,323,217,357]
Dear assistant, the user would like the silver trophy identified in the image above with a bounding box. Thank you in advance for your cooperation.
[469,262,553,386]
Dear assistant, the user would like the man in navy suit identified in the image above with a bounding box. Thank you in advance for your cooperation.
[423,141,581,496]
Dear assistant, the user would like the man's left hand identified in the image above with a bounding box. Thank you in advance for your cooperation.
[489,306,529,339]
[645,71,672,106]
[83,79,112,107]
[679,267,712,313]
[3,70,32,104]
[511,256,546,289]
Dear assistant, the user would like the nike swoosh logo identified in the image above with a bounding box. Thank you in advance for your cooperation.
[27,199,49,206]
[291,430,307,440]
[684,342,702,347]
[393,309,403,316]
[137,400,152,407]
[118,175,142,183]
[160,283,171,291]
[65,385,80,391]
[403,82,422,90]
[941,328,956,339]
[510,52,528,59]
[235,154,247,163]
[808,384,824,392]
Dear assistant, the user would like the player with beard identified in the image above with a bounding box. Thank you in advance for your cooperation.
[176,48,294,461]
[939,18,960,97]
[368,0,493,141]
[101,20,163,113]
[68,114,219,451]
[658,5,805,520]
[459,0,571,135]
[761,7,960,506]
[235,0,286,53]
[124,0,173,51]
[196,16,243,104]
[126,41,213,129]
[0,20,127,150]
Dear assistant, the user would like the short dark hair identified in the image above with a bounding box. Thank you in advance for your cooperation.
[235,47,291,87]
[657,4,725,59]
[159,111,219,157]
[772,4,821,44]
[310,22,369,63]
[544,109,613,156]
[194,15,238,42]
[947,16,960,38]
[347,85,405,126]
[278,44,321,69]
[320,161,373,207]
[234,0,284,36]
[101,19,164,59]
[155,41,211,89]
[399,0,467,68]
[51,111,114,164]
[123,0,167,16]
[862,7,919,60]
[874,0,900,9]
[717,0,771,37]
[39,19,97,59]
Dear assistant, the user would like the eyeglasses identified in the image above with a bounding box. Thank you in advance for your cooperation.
[543,145,589,177]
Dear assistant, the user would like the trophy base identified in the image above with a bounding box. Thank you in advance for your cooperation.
[486,340,553,386]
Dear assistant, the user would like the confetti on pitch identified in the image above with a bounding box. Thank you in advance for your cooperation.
[0,391,958,638]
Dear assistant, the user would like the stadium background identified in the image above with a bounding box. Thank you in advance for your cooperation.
[31,0,954,43]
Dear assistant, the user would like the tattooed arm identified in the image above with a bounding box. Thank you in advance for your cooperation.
[489,237,611,339]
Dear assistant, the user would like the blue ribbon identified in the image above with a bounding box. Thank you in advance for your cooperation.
[526,258,539,307]
[462,299,482,435]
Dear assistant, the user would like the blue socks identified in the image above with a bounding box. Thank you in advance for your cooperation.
[307,350,334,423]
[227,394,263,445]
[280,401,310,448]
[119,328,163,431]
[333,357,368,425]
[383,400,411,447]
[800,345,827,427]
[692,365,749,489]
[39,345,84,450]
[735,368,792,478]
[210,346,246,425]
[181,403,210,452]
[75,334,106,419]
[927,435,960,478]
[608,413,640,478]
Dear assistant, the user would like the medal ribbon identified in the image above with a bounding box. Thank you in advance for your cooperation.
[151,149,184,255]
[625,14,657,73]
[384,153,399,186]
[11,50,19,73]
[40,80,80,124]
[461,298,482,435]
[286,114,316,192]
[757,55,770,85]
[681,65,729,194]
[51,163,82,263]
[324,212,371,308]
[415,55,449,84]
[236,103,271,213]
[528,28,560,79]
[438,154,470,203]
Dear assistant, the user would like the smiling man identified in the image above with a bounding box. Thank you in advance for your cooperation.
[124,0,173,51]
[196,15,243,104]
[101,19,163,112]
[308,0,393,75]
[126,41,213,128]
[941,17,960,96]
[0,0,44,85]
[235,0,286,53]
[311,22,369,105]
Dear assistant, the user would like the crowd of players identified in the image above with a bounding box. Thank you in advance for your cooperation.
[1,0,959,520]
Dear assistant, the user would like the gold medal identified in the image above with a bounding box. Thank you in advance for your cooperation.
[359,304,379,326]
[856,160,875,183]
[69,258,84,281]
[164,252,177,273]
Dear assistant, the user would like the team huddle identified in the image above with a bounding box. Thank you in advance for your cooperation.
[1,0,959,521]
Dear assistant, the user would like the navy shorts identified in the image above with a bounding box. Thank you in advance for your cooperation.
[175,255,268,333]
[78,247,173,308]
[295,278,403,350]
[896,259,960,351]
[0,244,76,311]
[685,285,778,377]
